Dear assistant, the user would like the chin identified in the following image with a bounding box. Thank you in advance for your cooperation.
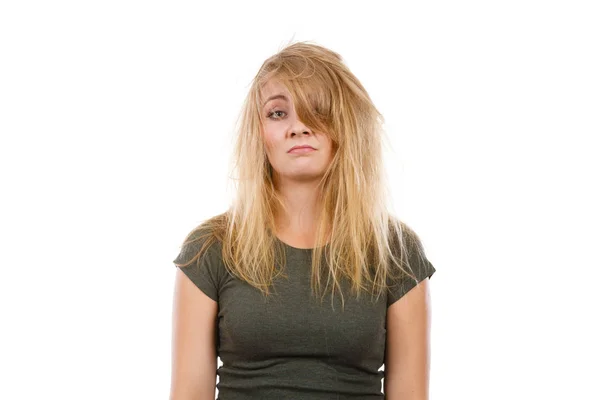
[286,171,324,180]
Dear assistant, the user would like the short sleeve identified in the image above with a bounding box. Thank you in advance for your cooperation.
[387,225,436,307]
[173,229,223,302]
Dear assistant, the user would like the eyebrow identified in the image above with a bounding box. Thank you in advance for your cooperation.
[262,94,289,108]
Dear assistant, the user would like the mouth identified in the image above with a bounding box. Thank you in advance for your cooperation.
[288,145,316,153]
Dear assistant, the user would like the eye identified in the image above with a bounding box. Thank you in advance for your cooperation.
[266,110,286,120]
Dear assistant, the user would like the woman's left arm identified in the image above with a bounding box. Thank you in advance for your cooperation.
[384,278,432,400]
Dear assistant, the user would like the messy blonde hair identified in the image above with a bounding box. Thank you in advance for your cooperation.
[175,40,421,310]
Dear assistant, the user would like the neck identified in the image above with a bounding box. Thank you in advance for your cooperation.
[273,176,323,236]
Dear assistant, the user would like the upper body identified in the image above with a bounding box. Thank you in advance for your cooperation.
[170,222,435,399]
[170,41,436,400]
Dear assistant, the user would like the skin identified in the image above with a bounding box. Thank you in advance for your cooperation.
[170,269,218,400]
[262,80,433,399]
[169,80,334,400]
[385,278,432,399]
[260,79,334,249]
[169,79,432,399]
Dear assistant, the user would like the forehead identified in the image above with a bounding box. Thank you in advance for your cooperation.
[260,80,291,105]
[262,79,288,94]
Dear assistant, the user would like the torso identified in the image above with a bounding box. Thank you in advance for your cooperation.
[275,233,316,249]
[274,226,330,250]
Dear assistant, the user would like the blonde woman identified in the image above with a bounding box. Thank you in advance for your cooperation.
[169,41,436,400]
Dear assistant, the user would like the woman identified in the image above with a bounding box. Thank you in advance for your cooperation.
[169,41,436,400]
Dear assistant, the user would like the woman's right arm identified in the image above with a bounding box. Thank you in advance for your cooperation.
[170,268,218,400]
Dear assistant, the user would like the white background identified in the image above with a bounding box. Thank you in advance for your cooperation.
[1,1,598,399]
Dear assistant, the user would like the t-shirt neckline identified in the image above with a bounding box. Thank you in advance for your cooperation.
[275,236,328,252]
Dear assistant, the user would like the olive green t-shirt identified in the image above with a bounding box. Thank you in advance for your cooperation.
[172,226,436,399]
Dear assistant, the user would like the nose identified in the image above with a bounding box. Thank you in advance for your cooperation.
[292,129,310,136]
[290,120,312,137]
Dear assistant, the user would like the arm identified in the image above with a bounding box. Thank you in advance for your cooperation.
[170,268,218,400]
[384,278,432,400]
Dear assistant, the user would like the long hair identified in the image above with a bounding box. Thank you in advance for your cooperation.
[175,40,421,310]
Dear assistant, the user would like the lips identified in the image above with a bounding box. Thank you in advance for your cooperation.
[288,145,316,153]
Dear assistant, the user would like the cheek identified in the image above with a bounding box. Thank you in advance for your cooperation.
[325,142,336,162]
[263,129,282,149]
[262,134,280,158]
[260,126,272,146]
[321,137,333,153]
[262,134,274,151]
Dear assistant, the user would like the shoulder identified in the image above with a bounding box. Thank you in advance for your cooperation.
[385,218,436,306]
[388,217,427,257]
[173,214,227,268]
[387,217,435,279]
[400,221,428,255]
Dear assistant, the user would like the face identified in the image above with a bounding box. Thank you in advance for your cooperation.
[260,79,334,184]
